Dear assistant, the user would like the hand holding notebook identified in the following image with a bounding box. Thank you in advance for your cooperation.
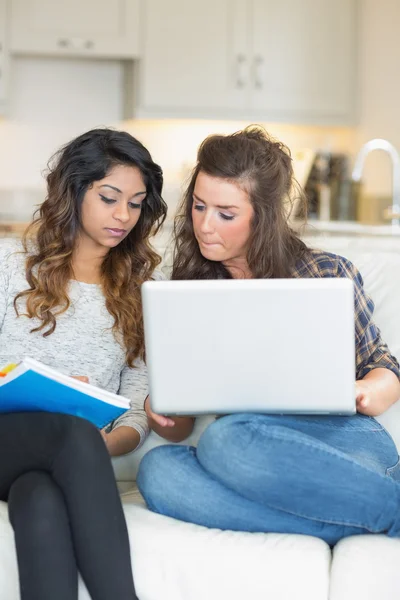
[0,358,129,429]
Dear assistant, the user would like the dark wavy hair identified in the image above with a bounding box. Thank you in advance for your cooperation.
[172,125,307,280]
[14,128,167,367]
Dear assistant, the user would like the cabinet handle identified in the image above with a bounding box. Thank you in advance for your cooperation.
[235,54,247,89]
[253,55,264,89]
[56,38,94,50]
[57,38,71,48]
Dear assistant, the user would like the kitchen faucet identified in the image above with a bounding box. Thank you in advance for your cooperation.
[351,138,400,227]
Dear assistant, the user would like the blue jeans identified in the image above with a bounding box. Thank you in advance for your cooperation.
[137,413,400,546]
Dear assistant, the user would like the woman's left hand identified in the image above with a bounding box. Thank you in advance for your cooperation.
[355,369,400,417]
[100,428,109,444]
[99,426,140,456]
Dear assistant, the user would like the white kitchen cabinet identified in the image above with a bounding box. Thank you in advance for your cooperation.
[0,0,8,112]
[250,0,357,121]
[10,0,141,59]
[137,0,358,124]
[138,0,249,116]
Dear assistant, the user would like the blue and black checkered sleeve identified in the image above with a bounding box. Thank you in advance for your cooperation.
[336,257,400,381]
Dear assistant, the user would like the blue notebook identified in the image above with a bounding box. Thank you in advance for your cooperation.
[0,358,130,429]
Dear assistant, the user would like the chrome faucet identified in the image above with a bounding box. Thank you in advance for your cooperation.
[351,138,400,227]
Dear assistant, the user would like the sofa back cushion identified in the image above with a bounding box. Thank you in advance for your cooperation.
[345,250,400,448]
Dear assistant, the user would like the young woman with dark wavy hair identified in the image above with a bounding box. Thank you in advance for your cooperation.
[139,126,400,547]
[0,128,167,600]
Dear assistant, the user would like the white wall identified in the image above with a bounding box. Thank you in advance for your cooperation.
[356,0,400,197]
[0,56,124,189]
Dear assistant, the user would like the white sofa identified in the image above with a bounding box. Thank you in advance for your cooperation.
[1,239,400,600]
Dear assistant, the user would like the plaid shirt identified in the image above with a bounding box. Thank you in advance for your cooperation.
[293,248,400,381]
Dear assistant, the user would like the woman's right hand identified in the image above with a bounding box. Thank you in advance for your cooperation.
[71,376,89,383]
[144,396,195,443]
[144,396,175,428]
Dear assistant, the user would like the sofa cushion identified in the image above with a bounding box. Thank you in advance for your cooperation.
[0,502,19,599]
[330,534,400,600]
[351,251,400,359]
[123,499,331,600]
[0,494,331,600]
[319,249,400,451]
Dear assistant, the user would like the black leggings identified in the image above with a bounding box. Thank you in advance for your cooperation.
[0,412,138,600]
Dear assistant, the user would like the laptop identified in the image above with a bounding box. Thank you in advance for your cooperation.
[141,278,356,416]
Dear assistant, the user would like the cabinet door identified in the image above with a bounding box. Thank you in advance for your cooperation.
[10,0,140,58]
[250,0,357,122]
[138,0,249,117]
[0,0,8,108]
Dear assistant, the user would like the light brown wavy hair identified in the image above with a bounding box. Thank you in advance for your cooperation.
[172,125,308,280]
[14,128,167,367]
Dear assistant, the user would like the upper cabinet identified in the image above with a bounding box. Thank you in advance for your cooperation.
[9,0,141,59]
[250,0,357,121]
[137,0,358,124]
[138,0,249,116]
[0,0,9,112]
[4,0,359,124]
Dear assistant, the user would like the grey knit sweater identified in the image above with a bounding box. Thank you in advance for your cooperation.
[0,239,149,448]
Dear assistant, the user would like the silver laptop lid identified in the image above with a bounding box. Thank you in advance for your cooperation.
[142,278,356,416]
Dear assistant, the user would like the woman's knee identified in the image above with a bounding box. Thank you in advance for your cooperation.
[137,445,194,510]
[197,414,258,466]
[197,413,284,479]
[8,471,65,535]
[59,414,101,442]
[56,415,108,467]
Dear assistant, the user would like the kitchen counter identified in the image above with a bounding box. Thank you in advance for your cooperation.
[150,220,400,266]
[295,220,400,255]
[0,221,29,236]
[294,219,400,238]
[1,219,400,256]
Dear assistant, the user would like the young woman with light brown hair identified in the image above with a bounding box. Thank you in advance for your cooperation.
[0,128,167,600]
[139,126,400,547]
